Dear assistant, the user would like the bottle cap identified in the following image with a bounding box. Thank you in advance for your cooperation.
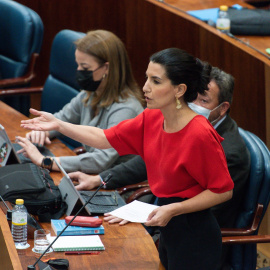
[15,199,24,205]
[220,5,228,11]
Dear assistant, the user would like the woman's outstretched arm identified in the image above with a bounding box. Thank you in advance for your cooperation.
[21,108,112,149]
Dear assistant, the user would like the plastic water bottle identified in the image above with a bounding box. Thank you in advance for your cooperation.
[216,5,230,34]
[11,199,30,249]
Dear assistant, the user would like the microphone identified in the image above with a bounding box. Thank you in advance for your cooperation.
[27,173,112,270]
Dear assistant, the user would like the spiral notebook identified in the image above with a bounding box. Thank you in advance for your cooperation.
[49,235,105,252]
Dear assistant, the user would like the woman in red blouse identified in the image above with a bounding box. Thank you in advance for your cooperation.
[21,48,233,270]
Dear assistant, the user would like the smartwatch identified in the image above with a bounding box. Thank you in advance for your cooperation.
[41,157,54,171]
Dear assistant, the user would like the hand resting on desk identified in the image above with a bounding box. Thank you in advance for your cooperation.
[26,130,51,146]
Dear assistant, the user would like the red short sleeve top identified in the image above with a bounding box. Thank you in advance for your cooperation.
[104,109,234,198]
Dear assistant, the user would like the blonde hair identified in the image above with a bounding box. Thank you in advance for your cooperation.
[75,30,144,109]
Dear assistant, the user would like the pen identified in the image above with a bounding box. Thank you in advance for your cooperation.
[65,251,100,255]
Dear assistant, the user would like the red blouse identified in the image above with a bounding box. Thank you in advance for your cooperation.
[104,109,234,198]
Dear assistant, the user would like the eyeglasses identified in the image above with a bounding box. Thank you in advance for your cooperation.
[80,192,118,207]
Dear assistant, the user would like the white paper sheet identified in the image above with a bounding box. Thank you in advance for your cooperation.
[109,200,159,223]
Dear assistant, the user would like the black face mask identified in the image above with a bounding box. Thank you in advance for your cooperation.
[76,66,104,91]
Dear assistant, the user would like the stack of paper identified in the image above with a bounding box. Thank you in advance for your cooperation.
[109,200,159,223]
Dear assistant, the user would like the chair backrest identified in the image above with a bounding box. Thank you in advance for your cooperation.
[0,0,43,79]
[234,128,265,229]
[0,0,44,115]
[229,128,270,270]
[41,29,85,148]
[247,131,270,221]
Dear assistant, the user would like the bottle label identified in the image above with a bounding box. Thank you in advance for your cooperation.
[216,18,230,30]
[12,212,27,226]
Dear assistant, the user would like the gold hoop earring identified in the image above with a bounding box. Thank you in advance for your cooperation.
[102,74,107,79]
[176,98,182,109]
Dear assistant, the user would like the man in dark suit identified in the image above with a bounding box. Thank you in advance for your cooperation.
[69,67,251,269]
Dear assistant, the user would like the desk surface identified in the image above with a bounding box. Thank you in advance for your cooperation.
[0,101,162,269]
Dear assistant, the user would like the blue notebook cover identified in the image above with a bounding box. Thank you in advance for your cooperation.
[51,219,104,236]
[187,8,219,23]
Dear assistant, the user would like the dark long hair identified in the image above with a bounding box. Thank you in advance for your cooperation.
[150,48,212,102]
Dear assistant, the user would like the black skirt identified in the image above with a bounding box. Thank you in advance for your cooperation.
[157,197,222,270]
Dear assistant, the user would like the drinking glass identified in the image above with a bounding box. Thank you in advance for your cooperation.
[33,229,53,254]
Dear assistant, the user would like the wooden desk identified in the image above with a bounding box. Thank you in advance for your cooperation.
[0,101,162,269]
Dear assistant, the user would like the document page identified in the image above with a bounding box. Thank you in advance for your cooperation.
[109,200,159,223]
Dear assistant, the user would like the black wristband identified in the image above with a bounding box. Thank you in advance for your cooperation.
[41,157,54,171]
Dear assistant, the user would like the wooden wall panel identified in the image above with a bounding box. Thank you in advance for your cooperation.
[121,0,201,89]
[17,0,125,86]
[15,0,269,143]
[199,27,266,141]
[0,210,23,270]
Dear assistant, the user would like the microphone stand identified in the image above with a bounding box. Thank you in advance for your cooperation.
[27,173,112,270]
[0,194,12,221]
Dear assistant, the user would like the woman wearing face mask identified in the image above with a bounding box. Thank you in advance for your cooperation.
[17,30,144,173]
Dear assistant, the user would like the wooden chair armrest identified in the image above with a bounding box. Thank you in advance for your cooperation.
[221,203,263,236]
[222,235,270,245]
[0,53,39,88]
[73,146,86,155]
[125,186,152,204]
[117,181,149,195]
[0,86,43,96]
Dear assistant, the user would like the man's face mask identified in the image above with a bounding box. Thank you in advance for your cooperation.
[188,102,223,121]
[76,65,104,91]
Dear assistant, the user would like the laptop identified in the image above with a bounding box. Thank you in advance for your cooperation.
[0,124,54,167]
[54,158,126,216]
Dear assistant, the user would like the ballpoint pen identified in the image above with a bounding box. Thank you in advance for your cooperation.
[65,251,100,255]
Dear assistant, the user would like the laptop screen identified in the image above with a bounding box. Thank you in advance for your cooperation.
[54,158,84,215]
[54,158,126,216]
[0,124,21,166]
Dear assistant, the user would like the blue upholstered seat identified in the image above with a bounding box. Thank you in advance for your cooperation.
[0,29,85,149]
[0,0,44,115]
[41,29,85,149]
[227,128,270,270]
[41,30,84,114]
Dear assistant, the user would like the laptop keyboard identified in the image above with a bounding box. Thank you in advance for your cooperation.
[13,143,54,163]
[80,191,126,214]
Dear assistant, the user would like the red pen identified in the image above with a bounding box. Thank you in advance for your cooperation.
[65,251,100,255]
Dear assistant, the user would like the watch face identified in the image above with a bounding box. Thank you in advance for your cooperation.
[44,158,52,166]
